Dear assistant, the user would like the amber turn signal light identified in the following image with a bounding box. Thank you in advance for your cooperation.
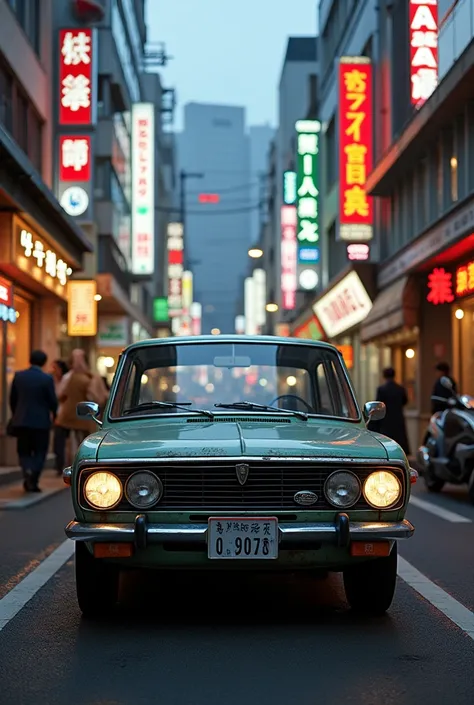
[350,541,391,557]
[94,543,134,558]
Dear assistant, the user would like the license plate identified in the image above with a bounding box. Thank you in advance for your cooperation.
[207,517,279,559]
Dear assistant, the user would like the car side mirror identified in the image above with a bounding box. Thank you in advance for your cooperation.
[77,401,102,426]
[364,401,386,422]
[440,376,453,390]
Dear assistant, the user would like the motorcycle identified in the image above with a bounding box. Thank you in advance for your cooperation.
[417,376,474,504]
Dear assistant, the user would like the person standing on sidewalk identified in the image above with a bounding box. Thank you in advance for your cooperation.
[51,359,69,476]
[9,350,58,492]
[368,367,410,456]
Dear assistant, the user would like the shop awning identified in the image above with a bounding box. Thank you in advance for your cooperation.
[360,276,419,343]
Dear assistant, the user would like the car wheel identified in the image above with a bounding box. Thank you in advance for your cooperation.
[343,543,397,616]
[75,542,120,618]
[424,467,445,493]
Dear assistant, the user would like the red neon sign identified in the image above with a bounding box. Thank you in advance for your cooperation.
[198,194,220,204]
[455,260,474,297]
[427,267,454,305]
[59,135,91,181]
[0,278,12,307]
[59,28,94,125]
[409,1,438,107]
[280,206,297,310]
[338,59,373,244]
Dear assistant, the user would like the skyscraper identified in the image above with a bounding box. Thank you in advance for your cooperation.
[178,103,251,333]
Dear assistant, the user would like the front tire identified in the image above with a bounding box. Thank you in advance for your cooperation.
[343,543,397,615]
[75,542,120,618]
[424,468,445,493]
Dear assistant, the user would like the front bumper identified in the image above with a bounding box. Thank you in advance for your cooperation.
[65,513,414,550]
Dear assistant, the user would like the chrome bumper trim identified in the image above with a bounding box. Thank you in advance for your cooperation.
[65,519,414,545]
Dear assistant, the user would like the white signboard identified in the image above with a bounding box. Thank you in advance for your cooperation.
[131,103,155,275]
[313,270,372,338]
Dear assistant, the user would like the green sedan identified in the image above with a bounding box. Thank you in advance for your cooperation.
[64,335,415,618]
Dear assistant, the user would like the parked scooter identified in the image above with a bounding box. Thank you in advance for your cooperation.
[417,376,474,503]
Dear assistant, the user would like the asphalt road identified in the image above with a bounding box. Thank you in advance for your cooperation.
[1,480,474,705]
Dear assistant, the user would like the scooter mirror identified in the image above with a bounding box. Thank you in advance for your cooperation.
[440,376,453,390]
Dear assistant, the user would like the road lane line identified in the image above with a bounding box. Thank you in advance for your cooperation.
[398,556,474,640]
[409,495,472,523]
[0,539,74,633]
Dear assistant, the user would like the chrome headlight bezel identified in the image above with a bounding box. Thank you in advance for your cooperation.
[324,470,362,509]
[83,471,123,510]
[124,470,163,509]
[362,470,402,509]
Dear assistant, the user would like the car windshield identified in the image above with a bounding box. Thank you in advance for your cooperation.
[110,341,360,420]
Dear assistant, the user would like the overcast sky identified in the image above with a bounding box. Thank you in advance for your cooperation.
[146,0,318,130]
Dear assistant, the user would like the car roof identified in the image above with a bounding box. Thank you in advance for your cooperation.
[122,335,341,355]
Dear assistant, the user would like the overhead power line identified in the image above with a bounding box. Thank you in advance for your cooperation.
[186,181,259,195]
[155,203,261,216]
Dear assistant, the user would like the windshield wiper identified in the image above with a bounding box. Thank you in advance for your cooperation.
[214,401,308,421]
[123,401,214,418]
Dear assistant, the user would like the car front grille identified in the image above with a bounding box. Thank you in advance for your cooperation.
[79,462,406,512]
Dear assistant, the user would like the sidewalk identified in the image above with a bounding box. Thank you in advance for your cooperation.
[0,454,56,488]
[0,466,67,510]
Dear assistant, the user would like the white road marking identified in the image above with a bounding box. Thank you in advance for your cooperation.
[398,556,474,640]
[0,540,74,633]
[409,495,472,523]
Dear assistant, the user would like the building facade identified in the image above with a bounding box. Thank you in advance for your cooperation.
[0,0,92,463]
[363,0,474,450]
[178,102,251,334]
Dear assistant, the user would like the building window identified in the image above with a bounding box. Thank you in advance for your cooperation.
[450,155,459,202]
[436,138,443,214]
[29,108,42,172]
[0,63,13,132]
[7,0,41,55]
[16,92,29,154]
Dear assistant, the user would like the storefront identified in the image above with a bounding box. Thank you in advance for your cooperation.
[308,265,378,404]
[0,213,84,463]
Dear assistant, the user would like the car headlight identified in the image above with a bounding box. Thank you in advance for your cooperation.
[84,471,122,509]
[324,471,361,508]
[125,471,163,509]
[363,471,401,509]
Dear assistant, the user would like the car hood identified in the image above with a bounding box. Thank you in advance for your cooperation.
[96,418,388,461]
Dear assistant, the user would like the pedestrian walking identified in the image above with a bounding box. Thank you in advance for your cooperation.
[368,367,410,455]
[51,359,69,475]
[56,349,109,461]
[9,350,58,492]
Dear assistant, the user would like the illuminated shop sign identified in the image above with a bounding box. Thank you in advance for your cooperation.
[59,28,95,125]
[18,228,72,286]
[59,135,91,181]
[67,280,98,336]
[153,297,169,323]
[338,57,373,251]
[296,119,320,291]
[347,243,370,262]
[131,103,155,275]
[280,205,297,310]
[191,302,202,336]
[293,315,324,341]
[283,171,297,205]
[455,261,474,298]
[167,222,184,317]
[409,0,438,107]
[426,267,454,305]
[313,271,372,338]
[0,278,16,323]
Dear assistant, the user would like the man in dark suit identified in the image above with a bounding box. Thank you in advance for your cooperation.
[368,367,410,455]
[10,350,58,492]
[431,362,457,413]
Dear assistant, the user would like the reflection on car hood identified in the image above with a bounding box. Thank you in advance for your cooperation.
[97,418,388,461]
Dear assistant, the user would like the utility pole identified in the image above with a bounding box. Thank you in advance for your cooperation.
[180,169,204,270]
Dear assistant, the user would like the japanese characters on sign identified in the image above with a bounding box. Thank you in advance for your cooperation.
[410,1,438,107]
[17,228,72,287]
[131,103,155,275]
[338,57,373,247]
[59,29,95,125]
[67,280,98,336]
[59,135,91,181]
[313,271,373,338]
[426,267,454,305]
[283,171,297,205]
[280,206,297,310]
[167,222,184,317]
[295,119,320,290]
[455,261,474,299]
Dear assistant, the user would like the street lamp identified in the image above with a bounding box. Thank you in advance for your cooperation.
[265,303,278,313]
[248,247,263,259]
